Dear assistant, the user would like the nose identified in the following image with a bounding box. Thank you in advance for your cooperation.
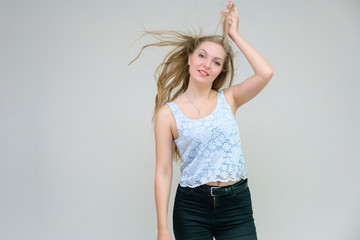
[203,59,211,69]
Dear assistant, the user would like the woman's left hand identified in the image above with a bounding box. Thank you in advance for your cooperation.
[221,1,240,38]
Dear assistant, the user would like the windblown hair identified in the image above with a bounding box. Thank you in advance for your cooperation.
[129,6,236,162]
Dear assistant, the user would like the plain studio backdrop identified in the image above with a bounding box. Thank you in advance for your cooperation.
[1,0,359,239]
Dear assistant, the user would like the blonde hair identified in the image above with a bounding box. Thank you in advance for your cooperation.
[129,6,236,162]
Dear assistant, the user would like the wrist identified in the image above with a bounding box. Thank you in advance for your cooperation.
[229,31,240,38]
[229,31,241,41]
[158,225,169,230]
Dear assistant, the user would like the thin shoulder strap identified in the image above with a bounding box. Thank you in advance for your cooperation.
[218,89,232,110]
[217,89,225,105]
[166,102,184,121]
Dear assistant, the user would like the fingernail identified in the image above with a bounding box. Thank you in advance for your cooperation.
[220,10,224,13]
[226,5,229,7]
[229,1,233,4]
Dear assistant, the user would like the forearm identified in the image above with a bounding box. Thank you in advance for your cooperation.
[154,171,173,230]
[230,32,273,78]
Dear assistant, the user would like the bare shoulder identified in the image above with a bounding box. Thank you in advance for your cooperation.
[156,104,173,124]
[155,103,178,140]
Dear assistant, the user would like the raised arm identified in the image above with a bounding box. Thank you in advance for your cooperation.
[154,105,174,240]
[222,2,274,111]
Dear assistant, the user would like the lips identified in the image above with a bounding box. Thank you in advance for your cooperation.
[198,70,209,77]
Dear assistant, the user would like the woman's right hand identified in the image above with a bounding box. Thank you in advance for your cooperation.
[157,228,172,240]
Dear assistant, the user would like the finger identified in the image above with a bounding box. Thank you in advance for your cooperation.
[227,5,238,18]
[229,9,238,18]
[228,1,236,9]
[227,16,236,23]
[232,5,239,16]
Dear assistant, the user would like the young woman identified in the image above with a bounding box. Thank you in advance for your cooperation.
[131,2,273,239]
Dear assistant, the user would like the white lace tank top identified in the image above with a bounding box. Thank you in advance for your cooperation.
[166,89,248,188]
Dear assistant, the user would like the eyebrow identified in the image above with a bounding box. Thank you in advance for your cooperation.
[199,49,223,61]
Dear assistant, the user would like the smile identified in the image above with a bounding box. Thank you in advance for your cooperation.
[198,70,209,77]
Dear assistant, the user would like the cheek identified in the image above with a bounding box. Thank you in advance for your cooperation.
[214,67,223,76]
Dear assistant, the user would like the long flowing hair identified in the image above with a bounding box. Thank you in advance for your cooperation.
[129,7,236,162]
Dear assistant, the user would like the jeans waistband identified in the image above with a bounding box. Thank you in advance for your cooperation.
[194,178,248,197]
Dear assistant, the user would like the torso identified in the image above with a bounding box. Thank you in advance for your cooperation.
[169,88,236,140]
[167,87,239,187]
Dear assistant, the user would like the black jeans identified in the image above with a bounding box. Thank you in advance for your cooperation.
[173,178,258,240]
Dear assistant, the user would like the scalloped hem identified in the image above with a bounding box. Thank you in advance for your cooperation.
[179,175,248,188]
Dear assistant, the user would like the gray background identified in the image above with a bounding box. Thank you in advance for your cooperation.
[1,0,359,239]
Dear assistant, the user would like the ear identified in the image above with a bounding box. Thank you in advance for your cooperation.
[188,54,191,65]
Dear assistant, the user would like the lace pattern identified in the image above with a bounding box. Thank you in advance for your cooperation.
[167,90,248,188]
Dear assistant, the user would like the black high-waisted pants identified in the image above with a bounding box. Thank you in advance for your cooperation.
[173,178,258,240]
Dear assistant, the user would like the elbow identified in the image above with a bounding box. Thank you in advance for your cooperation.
[156,169,173,179]
[267,69,274,81]
[155,164,173,178]
[155,169,173,187]
[260,68,274,82]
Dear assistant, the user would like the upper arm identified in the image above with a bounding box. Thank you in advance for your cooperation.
[227,72,273,111]
[154,105,174,175]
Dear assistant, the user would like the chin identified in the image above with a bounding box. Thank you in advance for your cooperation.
[193,77,213,85]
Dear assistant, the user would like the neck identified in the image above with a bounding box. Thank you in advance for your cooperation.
[185,79,214,102]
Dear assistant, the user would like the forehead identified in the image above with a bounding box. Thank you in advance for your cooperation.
[195,41,226,59]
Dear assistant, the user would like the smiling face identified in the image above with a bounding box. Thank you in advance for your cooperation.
[188,41,226,85]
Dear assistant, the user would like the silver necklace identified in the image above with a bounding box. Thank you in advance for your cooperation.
[185,90,212,115]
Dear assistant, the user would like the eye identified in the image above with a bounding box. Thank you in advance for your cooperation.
[199,54,204,58]
[214,61,221,66]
